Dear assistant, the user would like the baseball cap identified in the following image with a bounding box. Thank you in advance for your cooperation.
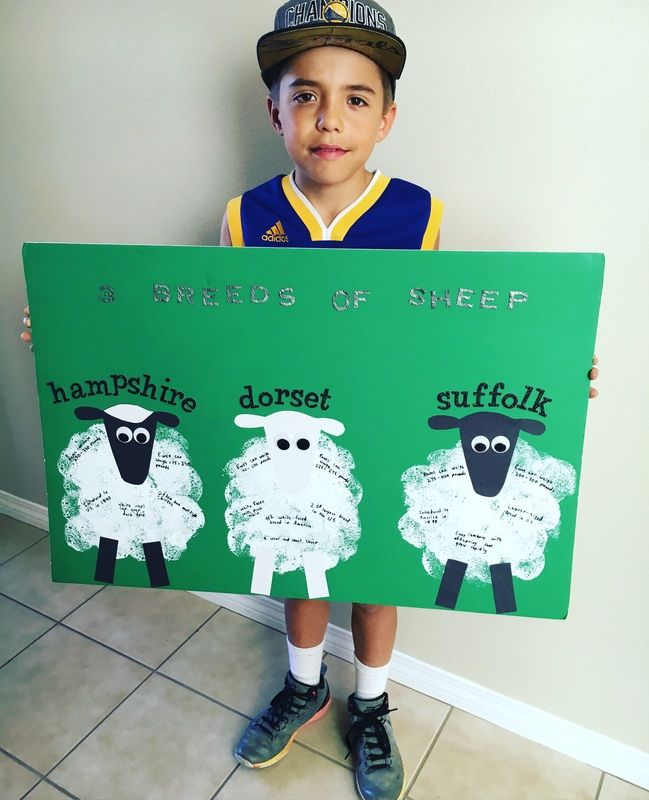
[257,0,406,89]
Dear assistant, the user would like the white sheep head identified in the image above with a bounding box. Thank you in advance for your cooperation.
[234,410,345,494]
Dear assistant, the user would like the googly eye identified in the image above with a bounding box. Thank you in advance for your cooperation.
[116,426,133,443]
[296,438,310,451]
[276,437,290,451]
[471,435,490,453]
[491,435,510,453]
[133,427,150,444]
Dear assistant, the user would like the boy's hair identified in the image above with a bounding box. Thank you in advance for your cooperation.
[267,56,396,113]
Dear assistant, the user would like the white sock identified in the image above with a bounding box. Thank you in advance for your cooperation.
[354,654,391,700]
[287,637,325,686]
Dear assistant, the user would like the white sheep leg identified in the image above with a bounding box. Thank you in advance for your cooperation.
[250,547,276,595]
[303,550,329,599]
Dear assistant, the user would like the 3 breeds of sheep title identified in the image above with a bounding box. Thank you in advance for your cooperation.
[23,244,604,618]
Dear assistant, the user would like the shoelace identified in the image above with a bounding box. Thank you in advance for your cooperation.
[344,694,398,771]
[256,679,318,738]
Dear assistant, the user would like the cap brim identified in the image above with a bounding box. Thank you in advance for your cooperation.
[257,25,406,86]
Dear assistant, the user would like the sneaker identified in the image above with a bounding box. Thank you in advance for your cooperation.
[235,667,331,769]
[345,692,405,800]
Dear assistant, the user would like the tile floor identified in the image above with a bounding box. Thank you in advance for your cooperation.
[1,513,647,800]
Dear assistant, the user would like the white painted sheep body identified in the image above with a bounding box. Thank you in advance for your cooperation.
[58,422,204,561]
[399,439,576,583]
[225,411,362,596]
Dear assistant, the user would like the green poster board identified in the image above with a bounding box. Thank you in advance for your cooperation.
[23,243,603,618]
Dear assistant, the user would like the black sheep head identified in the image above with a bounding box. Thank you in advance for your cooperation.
[428,411,546,497]
[75,404,180,485]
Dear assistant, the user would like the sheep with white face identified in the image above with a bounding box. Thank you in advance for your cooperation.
[234,411,345,494]
[227,411,361,598]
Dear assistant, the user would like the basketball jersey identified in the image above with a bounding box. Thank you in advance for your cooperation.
[226,170,443,249]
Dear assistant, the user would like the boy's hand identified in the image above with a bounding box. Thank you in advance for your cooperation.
[20,306,33,347]
[588,355,599,399]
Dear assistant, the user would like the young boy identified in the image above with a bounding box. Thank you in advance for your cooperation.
[19,4,600,798]
[219,4,439,800]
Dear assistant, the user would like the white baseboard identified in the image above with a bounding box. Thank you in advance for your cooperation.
[0,489,49,531]
[2,492,647,789]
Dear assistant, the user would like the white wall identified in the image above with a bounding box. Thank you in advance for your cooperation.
[1,0,647,753]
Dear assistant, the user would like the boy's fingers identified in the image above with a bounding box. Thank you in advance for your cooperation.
[20,331,32,343]
[24,305,29,315]
[23,316,31,328]
[592,355,599,365]
[588,367,599,380]
[589,387,599,399]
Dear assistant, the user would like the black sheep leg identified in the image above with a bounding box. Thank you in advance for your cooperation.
[143,542,170,587]
[435,559,468,609]
[95,536,118,583]
[490,563,517,614]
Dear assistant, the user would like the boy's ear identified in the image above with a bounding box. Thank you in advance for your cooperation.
[376,102,397,144]
[266,96,284,136]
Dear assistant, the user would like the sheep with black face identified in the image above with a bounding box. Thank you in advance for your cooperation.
[75,404,180,485]
[59,403,204,587]
[429,412,547,498]
[399,411,576,614]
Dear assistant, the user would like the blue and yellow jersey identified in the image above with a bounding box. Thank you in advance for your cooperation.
[226,170,443,249]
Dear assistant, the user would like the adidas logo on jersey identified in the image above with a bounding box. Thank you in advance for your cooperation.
[262,221,289,243]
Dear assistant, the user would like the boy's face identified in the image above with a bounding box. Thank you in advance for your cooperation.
[267,47,397,187]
